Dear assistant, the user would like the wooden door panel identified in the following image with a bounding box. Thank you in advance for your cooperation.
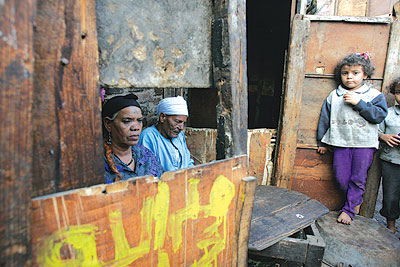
[305,21,390,78]
[275,16,396,216]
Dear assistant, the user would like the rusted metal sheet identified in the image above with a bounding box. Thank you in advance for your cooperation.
[305,21,391,78]
[32,0,104,197]
[31,156,254,266]
[96,0,212,88]
[0,0,35,265]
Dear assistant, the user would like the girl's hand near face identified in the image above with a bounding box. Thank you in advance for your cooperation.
[379,134,400,147]
[343,92,360,106]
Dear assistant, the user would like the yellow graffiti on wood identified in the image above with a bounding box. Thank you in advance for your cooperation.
[37,175,235,266]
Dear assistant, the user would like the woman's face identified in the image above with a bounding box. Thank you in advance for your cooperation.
[105,106,143,148]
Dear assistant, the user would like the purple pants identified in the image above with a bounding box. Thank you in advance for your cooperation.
[333,147,375,219]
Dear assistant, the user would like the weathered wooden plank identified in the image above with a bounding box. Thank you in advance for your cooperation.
[274,15,310,188]
[32,0,104,197]
[31,156,250,266]
[249,223,325,266]
[251,186,310,219]
[248,186,329,251]
[305,15,393,23]
[0,0,35,265]
[305,21,390,78]
[184,127,217,165]
[249,198,328,251]
[236,177,257,267]
[367,0,397,17]
[304,224,326,267]
[248,129,273,185]
[292,148,344,210]
[213,0,248,159]
[382,21,400,107]
[250,237,309,263]
[337,0,368,16]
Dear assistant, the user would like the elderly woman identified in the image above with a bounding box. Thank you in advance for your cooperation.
[102,94,163,183]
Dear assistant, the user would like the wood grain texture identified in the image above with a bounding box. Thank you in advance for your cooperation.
[337,0,368,16]
[305,22,390,78]
[184,127,217,165]
[292,148,345,210]
[274,15,310,188]
[213,0,248,159]
[367,0,397,17]
[0,0,35,265]
[248,186,329,251]
[31,156,251,266]
[382,21,400,107]
[248,129,273,185]
[32,0,104,197]
[249,223,325,267]
[236,177,257,267]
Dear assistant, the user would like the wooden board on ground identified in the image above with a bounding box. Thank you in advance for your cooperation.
[248,186,329,251]
[31,156,256,266]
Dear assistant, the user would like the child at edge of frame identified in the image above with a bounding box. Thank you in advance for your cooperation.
[316,52,388,225]
[378,77,400,233]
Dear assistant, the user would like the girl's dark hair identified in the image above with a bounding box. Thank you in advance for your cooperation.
[334,53,375,84]
[388,77,400,94]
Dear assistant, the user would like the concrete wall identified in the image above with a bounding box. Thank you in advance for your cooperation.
[96,0,212,89]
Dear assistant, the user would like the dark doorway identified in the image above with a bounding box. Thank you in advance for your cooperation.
[247,1,292,129]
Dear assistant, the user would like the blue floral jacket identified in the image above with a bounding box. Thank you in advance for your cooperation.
[104,144,164,184]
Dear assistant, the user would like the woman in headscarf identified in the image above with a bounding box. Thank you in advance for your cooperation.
[102,94,163,183]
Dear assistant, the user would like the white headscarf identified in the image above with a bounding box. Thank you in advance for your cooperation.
[157,96,189,117]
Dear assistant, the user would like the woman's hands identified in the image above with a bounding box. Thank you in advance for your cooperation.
[379,134,400,147]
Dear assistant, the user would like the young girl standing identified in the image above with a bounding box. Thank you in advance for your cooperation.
[317,53,388,224]
[378,77,400,233]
